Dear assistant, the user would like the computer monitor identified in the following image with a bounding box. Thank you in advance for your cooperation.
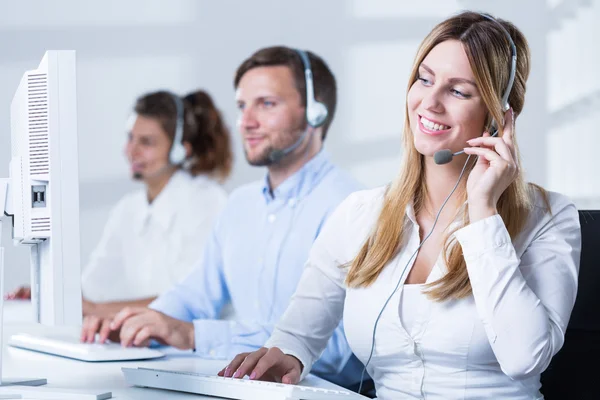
[0,50,114,398]
[0,50,82,386]
[5,50,82,327]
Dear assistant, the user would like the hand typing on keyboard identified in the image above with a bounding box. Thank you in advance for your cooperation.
[219,347,303,384]
[81,307,194,350]
[123,367,365,400]
[81,315,121,344]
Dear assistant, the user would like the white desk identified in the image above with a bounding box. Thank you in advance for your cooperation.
[2,302,343,399]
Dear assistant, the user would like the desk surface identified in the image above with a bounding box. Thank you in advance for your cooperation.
[1,301,342,399]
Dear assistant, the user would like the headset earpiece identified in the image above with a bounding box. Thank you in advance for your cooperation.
[169,94,186,165]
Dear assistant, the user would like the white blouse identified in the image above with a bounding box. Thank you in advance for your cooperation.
[400,284,427,338]
[81,170,227,303]
[265,186,581,399]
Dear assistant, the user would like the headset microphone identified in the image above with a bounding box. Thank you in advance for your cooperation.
[433,130,500,165]
[268,128,309,163]
[433,13,517,166]
[267,49,329,164]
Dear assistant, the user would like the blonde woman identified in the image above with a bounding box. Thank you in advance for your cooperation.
[220,11,581,399]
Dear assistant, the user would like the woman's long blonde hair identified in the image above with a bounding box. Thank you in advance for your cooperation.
[346,12,547,300]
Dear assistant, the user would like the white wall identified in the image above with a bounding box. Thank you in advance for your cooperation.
[1,0,598,290]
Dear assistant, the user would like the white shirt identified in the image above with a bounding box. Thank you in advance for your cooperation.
[399,284,427,338]
[81,170,227,303]
[265,187,581,399]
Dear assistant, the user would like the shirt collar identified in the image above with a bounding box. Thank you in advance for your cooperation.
[406,202,418,225]
[137,170,190,233]
[261,150,332,204]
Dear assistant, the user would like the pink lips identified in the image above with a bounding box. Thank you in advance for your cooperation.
[245,136,264,148]
[418,116,451,136]
[130,162,144,173]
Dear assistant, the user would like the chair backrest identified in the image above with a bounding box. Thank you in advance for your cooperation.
[540,210,600,399]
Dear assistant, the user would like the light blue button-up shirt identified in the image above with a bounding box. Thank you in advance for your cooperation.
[150,150,365,387]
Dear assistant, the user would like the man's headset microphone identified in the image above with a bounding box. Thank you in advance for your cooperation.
[136,49,326,181]
[262,49,331,320]
[267,49,329,164]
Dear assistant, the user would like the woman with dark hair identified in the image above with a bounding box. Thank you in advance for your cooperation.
[8,89,233,318]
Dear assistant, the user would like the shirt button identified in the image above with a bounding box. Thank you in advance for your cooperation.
[268,214,276,223]
[209,349,216,356]
[288,198,296,207]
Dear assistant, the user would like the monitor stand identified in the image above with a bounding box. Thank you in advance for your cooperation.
[0,182,112,399]
[0,181,47,388]
[0,247,47,388]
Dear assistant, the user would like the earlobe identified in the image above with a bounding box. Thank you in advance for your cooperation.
[183,141,193,158]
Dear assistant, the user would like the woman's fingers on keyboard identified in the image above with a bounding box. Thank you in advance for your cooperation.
[133,326,152,347]
[80,318,88,342]
[120,314,152,347]
[224,352,250,377]
[119,321,138,347]
[233,348,269,379]
[282,368,301,385]
[87,317,101,343]
[99,319,113,343]
[249,347,283,380]
[81,316,100,343]
[110,306,144,331]
[221,353,249,377]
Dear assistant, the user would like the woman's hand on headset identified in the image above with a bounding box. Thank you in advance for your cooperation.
[464,108,518,223]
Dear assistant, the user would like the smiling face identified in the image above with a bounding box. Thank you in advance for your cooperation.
[235,65,309,166]
[407,39,488,157]
[124,114,172,181]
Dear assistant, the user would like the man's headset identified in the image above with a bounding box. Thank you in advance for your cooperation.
[267,49,329,163]
[358,13,518,394]
[261,50,331,320]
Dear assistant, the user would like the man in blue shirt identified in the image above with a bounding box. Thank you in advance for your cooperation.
[81,46,364,388]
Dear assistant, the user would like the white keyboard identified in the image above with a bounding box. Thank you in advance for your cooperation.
[122,367,367,400]
[9,333,165,362]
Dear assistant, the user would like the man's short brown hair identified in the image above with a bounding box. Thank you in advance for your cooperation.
[234,46,337,139]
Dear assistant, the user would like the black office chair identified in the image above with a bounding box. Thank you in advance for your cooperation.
[540,210,600,399]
